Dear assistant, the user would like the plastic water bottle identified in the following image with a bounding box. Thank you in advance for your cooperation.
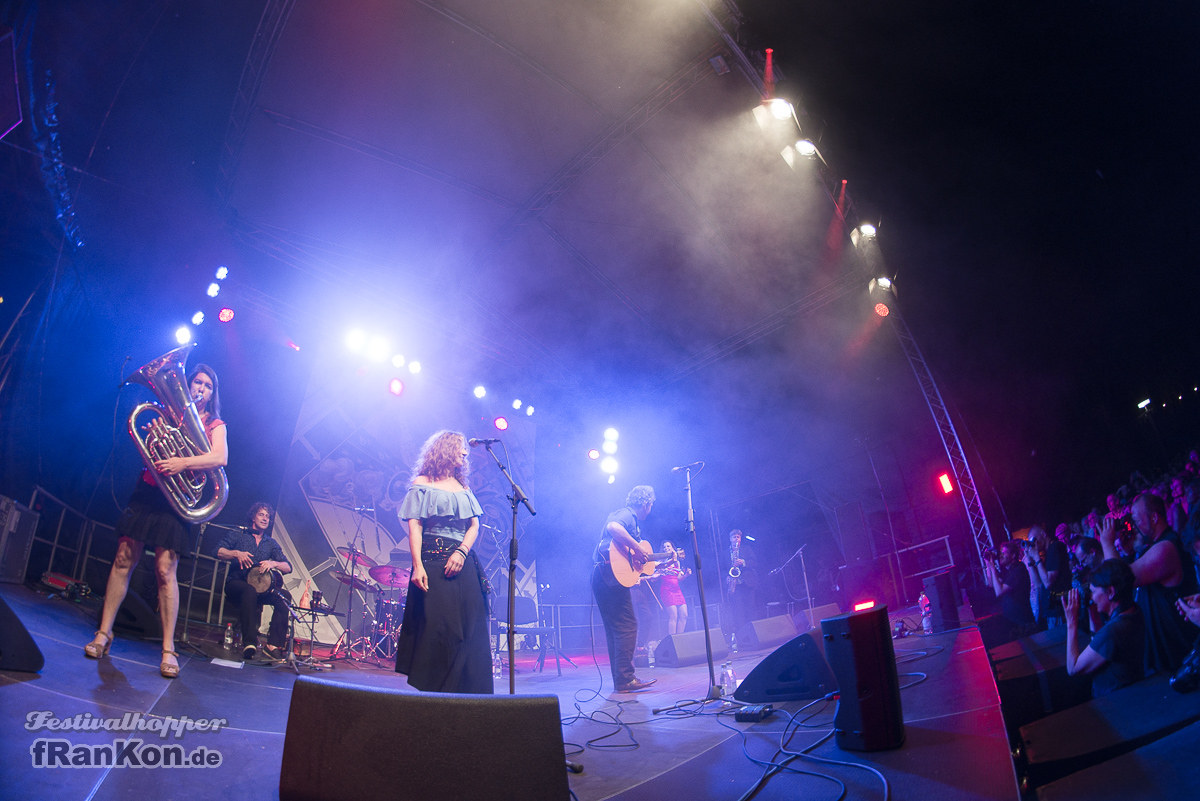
[492,650,503,679]
[223,623,234,651]
[720,662,737,696]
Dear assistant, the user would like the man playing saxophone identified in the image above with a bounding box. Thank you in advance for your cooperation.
[84,361,228,678]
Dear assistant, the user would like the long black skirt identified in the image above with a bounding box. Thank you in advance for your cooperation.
[394,550,493,694]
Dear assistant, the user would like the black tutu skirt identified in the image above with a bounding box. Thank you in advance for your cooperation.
[395,547,493,694]
[113,477,191,556]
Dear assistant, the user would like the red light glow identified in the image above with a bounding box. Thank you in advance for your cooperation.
[873,302,890,318]
[587,449,600,460]
[217,308,235,323]
[938,473,954,494]
[388,379,404,396]
[852,600,877,612]
[493,416,509,431]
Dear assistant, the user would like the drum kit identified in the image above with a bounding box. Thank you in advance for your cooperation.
[327,544,410,663]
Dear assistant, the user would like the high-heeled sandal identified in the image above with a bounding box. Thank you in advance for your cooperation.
[84,630,113,659]
[160,650,180,679]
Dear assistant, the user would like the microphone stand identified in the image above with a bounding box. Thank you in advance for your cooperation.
[771,544,815,627]
[475,442,536,695]
[682,464,722,701]
[179,521,208,654]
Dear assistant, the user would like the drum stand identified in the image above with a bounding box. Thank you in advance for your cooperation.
[282,603,335,673]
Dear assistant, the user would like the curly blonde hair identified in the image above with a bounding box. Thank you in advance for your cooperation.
[412,430,469,486]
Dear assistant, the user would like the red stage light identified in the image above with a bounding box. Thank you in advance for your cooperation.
[938,473,954,494]
[493,416,509,431]
[873,302,890,318]
[217,307,235,323]
[852,600,877,612]
[388,379,404,396]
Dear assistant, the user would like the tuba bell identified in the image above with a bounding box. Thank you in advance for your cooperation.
[124,344,228,523]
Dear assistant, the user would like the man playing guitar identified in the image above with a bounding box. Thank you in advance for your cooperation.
[216,501,292,660]
[591,485,657,693]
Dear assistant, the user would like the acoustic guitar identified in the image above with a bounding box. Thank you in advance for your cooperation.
[609,541,673,588]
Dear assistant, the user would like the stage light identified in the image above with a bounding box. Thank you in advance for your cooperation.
[215,266,228,280]
[345,329,367,353]
[587,449,600,460]
[525,405,534,416]
[388,378,404,396]
[191,311,205,325]
[287,341,301,351]
[1137,398,1151,409]
[875,276,892,290]
[938,473,954,494]
[608,475,616,484]
[391,354,405,368]
[473,386,487,399]
[493,416,509,431]
[174,326,191,345]
[767,97,793,120]
[408,361,422,374]
[365,335,389,362]
[600,456,619,474]
[601,440,618,455]
[217,308,235,323]
[869,277,896,318]
[852,600,877,612]
[796,138,817,156]
[873,303,890,318]
[603,427,619,441]
[512,399,523,410]
[858,223,877,238]
[206,282,220,298]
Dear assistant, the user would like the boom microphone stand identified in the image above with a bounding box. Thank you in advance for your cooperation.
[473,439,536,695]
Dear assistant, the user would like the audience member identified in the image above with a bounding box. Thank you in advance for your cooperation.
[984,541,1035,639]
[1062,559,1146,697]
[1099,491,1199,674]
[1025,525,1071,629]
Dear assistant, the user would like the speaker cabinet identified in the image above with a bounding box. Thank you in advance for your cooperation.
[280,677,570,801]
[923,570,960,632]
[654,627,727,667]
[820,605,904,751]
[733,629,836,703]
[736,614,799,650]
[0,496,39,584]
[793,602,842,631]
[0,596,44,672]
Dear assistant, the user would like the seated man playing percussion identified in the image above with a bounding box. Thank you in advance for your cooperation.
[217,501,292,660]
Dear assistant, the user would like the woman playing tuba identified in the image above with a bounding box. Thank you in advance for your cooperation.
[84,353,228,679]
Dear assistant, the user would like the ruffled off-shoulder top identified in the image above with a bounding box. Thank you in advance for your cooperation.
[397,483,483,542]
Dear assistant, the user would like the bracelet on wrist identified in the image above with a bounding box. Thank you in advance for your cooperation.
[455,547,469,558]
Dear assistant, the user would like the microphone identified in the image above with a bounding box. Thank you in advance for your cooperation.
[468,438,501,446]
[670,460,704,473]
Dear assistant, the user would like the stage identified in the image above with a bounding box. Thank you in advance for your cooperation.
[1,582,1019,801]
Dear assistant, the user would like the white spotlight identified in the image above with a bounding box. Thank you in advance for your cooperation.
[796,139,817,156]
[206,282,220,298]
[859,223,877,238]
[408,361,422,374]
[601,440,618,455]
[525,405,534,417]
[473,386,487,399]
[511,399,522,410]
[215,266,229,280]
[174,326,192,345]
[600,456,619,474]
[345,329,367,353]
[191,311,205,326]
[768,97,793,120]
[1137,398,1151,409]
[391,354,406,368]
[603,427,619,442]
[364,335,389,362]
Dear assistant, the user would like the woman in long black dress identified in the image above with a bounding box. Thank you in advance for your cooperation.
[394,430,492,693]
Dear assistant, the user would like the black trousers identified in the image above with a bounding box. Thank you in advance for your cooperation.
[591,563,637,687]
[225,579,289,648]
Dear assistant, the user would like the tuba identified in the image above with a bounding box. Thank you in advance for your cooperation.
[125,344,228,523]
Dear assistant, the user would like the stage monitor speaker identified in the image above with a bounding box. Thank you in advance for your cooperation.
[733,629,836,703]
[0,596,44,672]
[736,614,798,650]
[654,627,726,667]
[793,602,843,631]
[923,569,960,632]
[280,676,570,801]
[1,27,20,140]
[820,605,904,752]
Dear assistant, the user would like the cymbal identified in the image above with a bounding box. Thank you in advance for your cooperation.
[336,545,377,568]
[369,565,411,588]
[331,569,376,593]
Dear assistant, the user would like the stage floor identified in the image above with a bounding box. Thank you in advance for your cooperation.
[1,583,1019,801]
